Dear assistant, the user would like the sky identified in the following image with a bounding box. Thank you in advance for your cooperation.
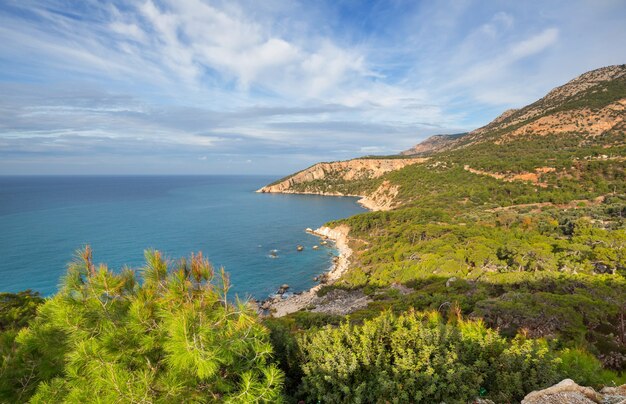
[0,0,625,175]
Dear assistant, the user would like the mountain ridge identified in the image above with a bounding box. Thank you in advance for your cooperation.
[260,64,626,209]
[402,64,626,156]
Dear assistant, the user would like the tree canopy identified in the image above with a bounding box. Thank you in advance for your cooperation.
[0,247,283,403]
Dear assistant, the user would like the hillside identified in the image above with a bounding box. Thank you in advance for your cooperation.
[400,132,468,156]
[261,65,626,382]
[470,64,626,141]
[404,64,625,156]
[261,64,626,210]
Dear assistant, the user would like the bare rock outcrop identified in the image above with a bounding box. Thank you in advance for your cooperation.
[358,180,400,211]
[257,158,425,194]
[257,158,426,211]
[521,379,626,404]
[472,64,626,138]
[540,65,626,105]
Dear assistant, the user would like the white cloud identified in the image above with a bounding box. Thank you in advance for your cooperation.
[509,28,559,59]
[109,21,147,43]
[447,28,560,92]
[130,0,377,101]
[1,0,626,174]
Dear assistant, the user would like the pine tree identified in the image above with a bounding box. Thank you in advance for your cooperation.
[0,247,283,403]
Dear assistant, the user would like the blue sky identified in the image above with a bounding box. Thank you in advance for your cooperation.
[1,0,625,175]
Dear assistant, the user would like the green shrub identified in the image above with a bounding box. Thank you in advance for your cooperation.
[0,290,44,331]
[296,310,620,403]
[557,348,626,387]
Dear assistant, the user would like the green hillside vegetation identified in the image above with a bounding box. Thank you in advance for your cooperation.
[264,68,626,399]
[283,310,620,403]
[278,132,625,204]
[263,145,626,399]
[287,176,384,196]
[325,196,625,352]
[304,139,626,369]
[1,252,623,403]
[447,132,625,173]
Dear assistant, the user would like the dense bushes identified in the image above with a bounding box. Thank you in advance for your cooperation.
[324,197,626,367]
[0,290,45,401]
[294,310,619,403]
[340,203,626,286]
[0,248,283,403]
[0,291,43,332]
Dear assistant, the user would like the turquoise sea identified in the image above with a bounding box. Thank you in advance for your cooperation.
[0,176,366,299]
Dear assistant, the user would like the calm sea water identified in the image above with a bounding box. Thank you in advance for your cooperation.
[0,176,365,299]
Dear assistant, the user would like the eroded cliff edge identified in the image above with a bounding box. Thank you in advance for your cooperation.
[256,157,427,211]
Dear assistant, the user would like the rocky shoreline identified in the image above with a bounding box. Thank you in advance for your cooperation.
[256,183,381,317]
[258,224,367,317]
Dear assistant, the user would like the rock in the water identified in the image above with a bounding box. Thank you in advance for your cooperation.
[296,245,304,251]
[312,245,319,250]
[277,284,290,294]
[521,379,626,404]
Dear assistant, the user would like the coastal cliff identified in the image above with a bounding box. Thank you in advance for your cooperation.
[257,158,426,210]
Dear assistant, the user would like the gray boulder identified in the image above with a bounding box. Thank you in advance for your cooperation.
[522,379,626,404]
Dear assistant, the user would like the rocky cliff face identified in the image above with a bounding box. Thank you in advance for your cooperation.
[471,64,626,139]
[495,99,625,142]
[357,180,399,210]
[257,158,425,193]
[257,158,426,210]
